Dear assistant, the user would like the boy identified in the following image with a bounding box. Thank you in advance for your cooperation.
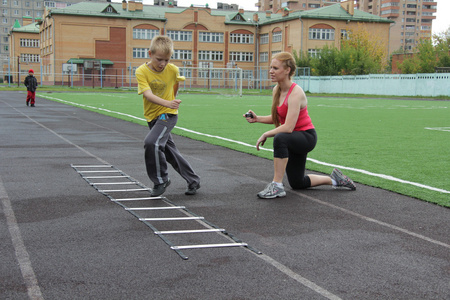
[24,69,38,107]
[135,36,200,196]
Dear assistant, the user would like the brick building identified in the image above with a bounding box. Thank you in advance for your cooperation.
[8,0,392,86]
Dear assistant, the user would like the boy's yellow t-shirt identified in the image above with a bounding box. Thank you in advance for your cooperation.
[135,63,185,122]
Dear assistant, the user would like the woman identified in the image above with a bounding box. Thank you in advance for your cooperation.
[244,52,356,199]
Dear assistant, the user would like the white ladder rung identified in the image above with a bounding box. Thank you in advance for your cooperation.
[114,197,162,201]
[72,165,112,168]
[99,188,150,192]
[171,243,248,250]
[85,176,130,179]
[80,170,121,173]
[126,206,185,211]
[139,217,204,221]
[90,182,136,185]
[155,229,225,235]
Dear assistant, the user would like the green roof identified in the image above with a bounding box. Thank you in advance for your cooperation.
[11,22,40,33]
[67,58,114,65]
[298,4,393,23]
[13,19,21,28]
[49,2,184,20]
[48,2,392,26]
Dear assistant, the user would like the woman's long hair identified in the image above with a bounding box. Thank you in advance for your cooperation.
[271,52,296,127]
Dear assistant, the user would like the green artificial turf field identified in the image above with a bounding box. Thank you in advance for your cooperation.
[39,91,449,207]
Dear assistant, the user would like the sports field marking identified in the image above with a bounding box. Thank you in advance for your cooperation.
[40,95,450,195]
[0,177,44,300]
[425,127,450,132]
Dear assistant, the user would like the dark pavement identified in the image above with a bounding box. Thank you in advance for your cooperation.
[1,91,449,300]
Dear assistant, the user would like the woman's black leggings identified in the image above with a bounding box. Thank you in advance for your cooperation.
[273,129,317,189]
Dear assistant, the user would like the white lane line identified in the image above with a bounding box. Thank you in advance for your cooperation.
[40,95,449,195]
[257,254,342,300]
[293,190,450,249]
[0,177,44,300]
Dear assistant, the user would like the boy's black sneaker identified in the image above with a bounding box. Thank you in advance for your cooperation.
[185,182,200,195]
[26,101,29,106]
[151,178,170,197]
[30,104,35,107]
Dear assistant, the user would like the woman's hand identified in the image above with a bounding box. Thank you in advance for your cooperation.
[256,133,267,151]
[243,110,257,123]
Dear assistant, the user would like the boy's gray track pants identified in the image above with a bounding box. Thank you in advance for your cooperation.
[144,113,200,187]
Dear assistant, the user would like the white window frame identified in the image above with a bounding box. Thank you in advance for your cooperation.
[167,30,192,42]
[173,49,192,60]
[199,32,224,43]
[198,50,223,61]
[133,48,149,59]
[260,33,269,44]
[272,31,282,43]
[309,28,335,40]
[133,28,158,40]
[230,33,254,44]
[229,51,253,62]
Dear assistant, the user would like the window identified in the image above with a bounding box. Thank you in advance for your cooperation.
[308,49,321,58]
[272,31,282,43]
[21,53,40,63]
[230,33,254,44]
[20,38,40,48]
[199,32,223,43]
[260,33,269,44]
[271,50,281,57]
[173,49,192,60]
[260,52,269,62]
[341,29,348,40]
[229,51,253,62]
[133,48,149,59]
[167,30,192,41]
[44,1,55,7]
[309,28,335,40]
[133,28,158,40]
[198,50,223,61]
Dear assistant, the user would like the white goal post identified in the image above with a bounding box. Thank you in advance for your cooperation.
[178,66,243,97]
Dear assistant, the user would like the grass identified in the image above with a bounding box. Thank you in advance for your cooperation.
[34,89,450,208]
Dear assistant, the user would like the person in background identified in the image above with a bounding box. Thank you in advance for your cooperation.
[24,69,38,107]
[244,52,356,199]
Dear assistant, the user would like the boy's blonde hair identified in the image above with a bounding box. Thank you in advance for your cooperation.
[149,36,174,56]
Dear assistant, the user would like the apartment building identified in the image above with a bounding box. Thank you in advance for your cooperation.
[8,0,391,86]
[355,0,437,53]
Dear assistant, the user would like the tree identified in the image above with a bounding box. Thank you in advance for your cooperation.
[434,27,450,68]
[305,23,389,76]
[292,49,313,69]
[311,45,341,76]
[399,27,450,73]
[339,23,388,74]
